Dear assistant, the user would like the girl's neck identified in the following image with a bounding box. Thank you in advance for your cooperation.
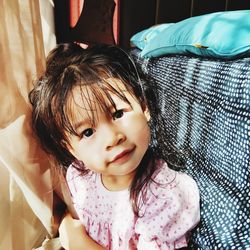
[101,170,136,191]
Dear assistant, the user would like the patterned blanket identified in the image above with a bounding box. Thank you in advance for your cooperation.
[131,49,250,250]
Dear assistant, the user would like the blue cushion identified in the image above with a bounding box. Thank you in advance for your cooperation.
[134,10,250,59]
[130,23,174,50]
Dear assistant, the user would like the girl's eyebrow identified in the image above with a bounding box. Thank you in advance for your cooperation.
[73,119,90,131]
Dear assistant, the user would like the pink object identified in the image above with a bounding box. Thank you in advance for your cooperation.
[67,160,200,249]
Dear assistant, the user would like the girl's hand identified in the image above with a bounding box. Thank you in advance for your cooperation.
[59,213,86,250]
[59,213,106,250]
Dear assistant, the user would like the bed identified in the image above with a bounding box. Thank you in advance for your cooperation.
[129,10,250,249]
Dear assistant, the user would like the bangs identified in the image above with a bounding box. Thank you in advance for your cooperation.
[61,78,134,137]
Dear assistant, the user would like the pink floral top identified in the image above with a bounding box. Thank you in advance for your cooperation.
[66,160,200,250]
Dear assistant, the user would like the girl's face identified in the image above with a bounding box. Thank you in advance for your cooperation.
[67,79,150,190]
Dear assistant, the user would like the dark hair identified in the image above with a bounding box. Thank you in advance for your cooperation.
[29,43,178,216]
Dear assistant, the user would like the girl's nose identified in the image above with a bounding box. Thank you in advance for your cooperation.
[104,125,126,150]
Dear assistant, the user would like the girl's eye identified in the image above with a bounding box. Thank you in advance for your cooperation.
[81,128,94,138]
[113,109,124,120]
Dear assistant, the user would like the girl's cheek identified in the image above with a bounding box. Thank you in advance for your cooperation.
[124,113,148,129]
[123,114,150,145]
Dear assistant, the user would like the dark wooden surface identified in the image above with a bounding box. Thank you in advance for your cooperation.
[53,0,250,48]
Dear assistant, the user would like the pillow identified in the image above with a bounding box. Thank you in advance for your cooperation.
[130,23,174,50]
[137,10,250,59]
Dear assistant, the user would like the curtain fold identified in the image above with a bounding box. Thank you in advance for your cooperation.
[0,0,45,127]
[0,1,70,249]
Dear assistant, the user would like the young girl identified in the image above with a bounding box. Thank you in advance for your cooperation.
[29,43,200,250]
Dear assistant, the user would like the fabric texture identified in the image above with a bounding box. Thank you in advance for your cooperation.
[130,23,174,50]
[66,160,200,250]
[0,1,67,249]
[131,10,250,59]
[131,48,250,249]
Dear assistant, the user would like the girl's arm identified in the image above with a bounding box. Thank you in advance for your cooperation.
[59,213,106,250]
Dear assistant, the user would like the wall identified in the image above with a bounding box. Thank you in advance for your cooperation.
[53,0,250,48]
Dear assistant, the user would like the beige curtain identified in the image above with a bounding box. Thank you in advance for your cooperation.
[0,1,74,249]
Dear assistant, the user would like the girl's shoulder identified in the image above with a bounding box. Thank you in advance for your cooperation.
[152,159,177,185]
[148,159,200,202]
[66,164,96,193]
[153,159,198,189]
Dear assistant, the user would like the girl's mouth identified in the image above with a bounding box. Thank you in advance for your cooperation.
[110,147,135,164]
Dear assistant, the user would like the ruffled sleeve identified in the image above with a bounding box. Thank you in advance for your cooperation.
[135,162,200,250]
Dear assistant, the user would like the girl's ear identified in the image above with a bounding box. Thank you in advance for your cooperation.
[142,102,151,122]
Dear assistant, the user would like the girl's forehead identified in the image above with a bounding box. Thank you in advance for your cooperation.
[66,78,133,120]
[71,78,128,105]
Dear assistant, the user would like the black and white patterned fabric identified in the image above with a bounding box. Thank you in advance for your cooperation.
[131,49,250,249]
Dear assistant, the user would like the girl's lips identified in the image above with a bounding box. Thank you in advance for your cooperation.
[110,148,135,164]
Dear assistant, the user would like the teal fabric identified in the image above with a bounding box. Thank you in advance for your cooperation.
[133,10,250,59]
[130,23,174,50]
